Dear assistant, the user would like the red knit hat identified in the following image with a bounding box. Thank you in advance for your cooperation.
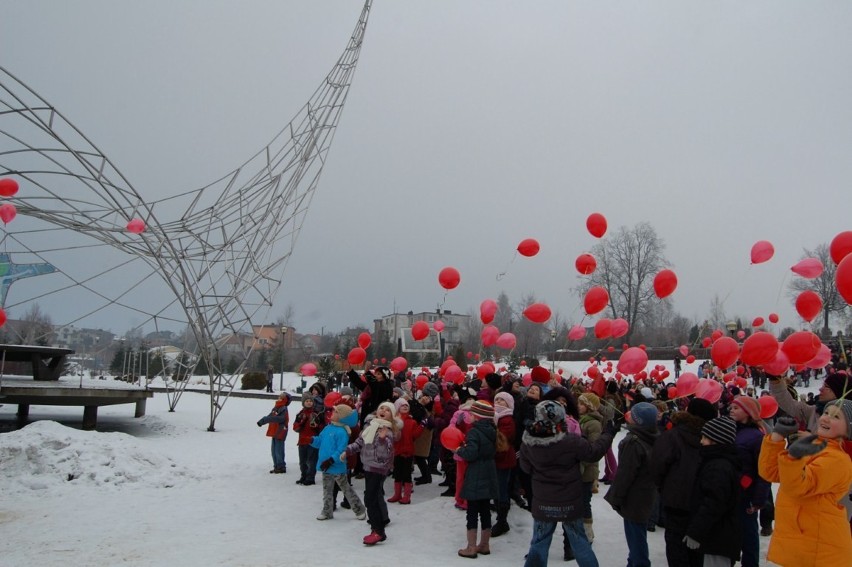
[531,366,551,384]
[731,396,761,423]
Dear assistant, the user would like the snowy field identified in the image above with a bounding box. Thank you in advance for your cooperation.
[1,359,806,567]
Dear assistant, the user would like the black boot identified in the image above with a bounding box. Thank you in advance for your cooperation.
[440,485,455,497]
[490,503,511,537]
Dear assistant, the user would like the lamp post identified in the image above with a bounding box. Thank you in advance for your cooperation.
[279,326,287,390]
[550,329,557,372]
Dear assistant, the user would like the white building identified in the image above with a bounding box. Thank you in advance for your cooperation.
[373,309,470,354]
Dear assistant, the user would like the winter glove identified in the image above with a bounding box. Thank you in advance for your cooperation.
[771,416,799,438]
[683,536,700,550]
[786,434,828,459]
[319,457,335,472]
[257,417,267,427]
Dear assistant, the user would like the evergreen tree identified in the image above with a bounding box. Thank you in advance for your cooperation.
[110,343,126,374]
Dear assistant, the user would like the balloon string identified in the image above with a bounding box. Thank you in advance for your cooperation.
[438,292,447,310]
[774,272,788,308]
[495,252,517,281]
[720,264,752,306]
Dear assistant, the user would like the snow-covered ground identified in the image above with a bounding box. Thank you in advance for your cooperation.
[1,360,810,567]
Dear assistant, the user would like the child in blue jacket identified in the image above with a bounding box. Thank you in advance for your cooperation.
[311,404,367,521]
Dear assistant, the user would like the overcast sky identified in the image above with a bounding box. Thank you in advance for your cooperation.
[2,1,851,337]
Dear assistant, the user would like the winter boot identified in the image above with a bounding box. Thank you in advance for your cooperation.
[399,482,413,504]
[490,503,511,537]
[440,483,455,497]
[458,529,479,558]
[387,481,403,503]
[363,530,387,546]
[583,518,594,543]
[477,528,491,555]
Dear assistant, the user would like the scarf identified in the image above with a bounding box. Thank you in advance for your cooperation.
[494,405,513,424]
[362,417,392,445]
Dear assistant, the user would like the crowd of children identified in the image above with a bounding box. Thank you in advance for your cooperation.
[256,359,852,565]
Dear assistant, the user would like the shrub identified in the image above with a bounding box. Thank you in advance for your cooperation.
[241,371,267,390]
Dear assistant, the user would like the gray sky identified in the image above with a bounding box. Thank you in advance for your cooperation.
[2,1,851,336]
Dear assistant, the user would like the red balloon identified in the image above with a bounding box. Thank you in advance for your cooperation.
[0,307,7,328]
[584,286,609,315]
[610,318,629,338]
[433,320,445,333]
[481,325,500,347]
[830,230,852,265]
[736,330,746,340]
[126,218,145,234]
[679,345,689,357]
[795,290,822,322]
[496,332,517,350]
[837,254,852,305]
[740,331,779,367]
[804,344,832,369]
[444,365,464,384]
[0,178,19,197]
[711,336,739,369]
[781,331,822,365]
[438,266,461,290]
[586,212,607,238]
[523,303,552,324]
[711,329,723,342]
[758,396,779,419]
[750,240,775,264]
[0,203,17,224]
[768,313,779,324]
[517,238,540,257]
[653,269,678,299]
[617,347,648,375]
[301,362,317,376]
[734,376,748,389]
[476,362,495,379]
[791,258,824,279]
[390,356,408,373]
[752,317,764,327]
[763,350,790,376]
[411,321,430,341]
[594,318,612,339]
[415,374,429,389]
[695,379,723,404]
[347,347,367,365]
[440,426,465,451]
[358,332,372,349]
[701,337,712,348]
[575,253,597,275]
[686,354,696,364]
[324,391,342,407]
[587,365,599,378]
[676,372,699,397]
[568,325,586,341]
[480,299,497,324]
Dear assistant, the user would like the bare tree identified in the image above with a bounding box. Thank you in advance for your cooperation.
[706,294,728,331]
[575,222,669,342]
[16,303,53,345]
[787,244,847,334]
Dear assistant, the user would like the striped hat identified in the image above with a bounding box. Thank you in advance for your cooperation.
[828,399,852,439]
[470,400,495,419]
[702,416,737,445]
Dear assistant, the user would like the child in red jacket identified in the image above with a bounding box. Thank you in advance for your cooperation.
[293,395,324,485]
[388,397,424,505]
[257,391,291,474]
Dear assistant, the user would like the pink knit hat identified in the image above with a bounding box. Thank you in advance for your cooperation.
[731,396,761,423]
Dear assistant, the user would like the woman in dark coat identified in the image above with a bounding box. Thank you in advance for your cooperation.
[455,400,499,559]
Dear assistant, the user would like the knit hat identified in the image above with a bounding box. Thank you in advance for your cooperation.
[627,402,658,428]
[828,399,852,438]
[702,416,737,445]
[531,400,566,435]
[302,396,314,406]
[393,387,404,399]
[485,372,502,391]
[333,404,354,421]
[494,391,515,411]
[394,398,409,413]
[531,366,551,384]
[824,373,851,400]
[339,386,354,397]
[731,395,761,423]
[578,393,601,411]
[686,398,717,422]
[640,387,654,400]
[421,381,440,399]
[470,400,495,419]
[377,401,397,418]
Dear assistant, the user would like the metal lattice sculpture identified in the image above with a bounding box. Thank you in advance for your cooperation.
[0,0,372,430]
